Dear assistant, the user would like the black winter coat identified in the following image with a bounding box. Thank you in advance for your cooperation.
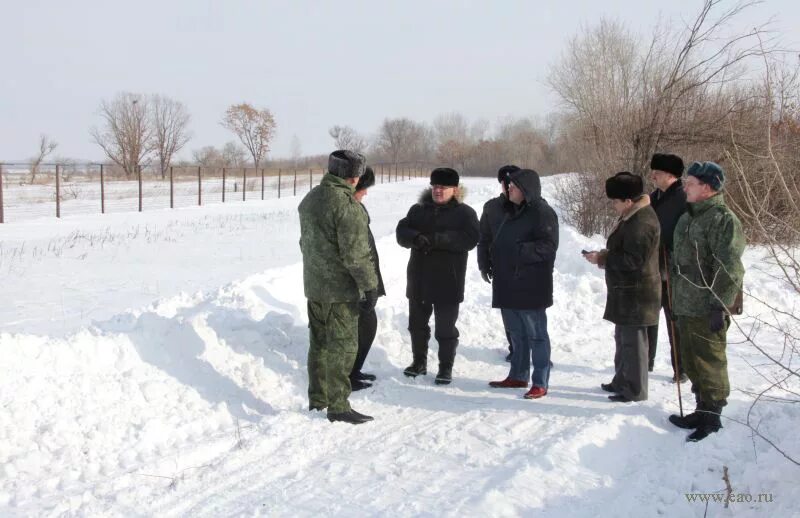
[650,180,687,276]
[490,170,559,310]
[477,193,506,274]
[362,205,386,296]
[600,196,661,326]
[396,189,480,304]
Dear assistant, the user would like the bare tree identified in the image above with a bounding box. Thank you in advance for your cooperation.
[375,117,433,167]
[290,135,302,166]
[547,1,774,234]
[328,125,367,153]
[221,103,277,169]
[192,146,223,167]
[29,134,58,183]
[433,112,470,149]
[90,92,153,176]
[151,95,191,179]
[222,141,249,167]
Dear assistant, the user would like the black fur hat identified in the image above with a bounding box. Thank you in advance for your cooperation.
[430,167,459,187]
[355,166,375,192]
[328,149,366,179]
[650,153,684,177]
[605,172,644,200]
[497,164,520,183]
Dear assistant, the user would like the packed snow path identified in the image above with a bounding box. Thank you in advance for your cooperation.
[0,177,796,517]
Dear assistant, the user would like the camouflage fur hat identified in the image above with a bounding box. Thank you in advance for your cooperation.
[686,161,725,191]
[328,150,367,179]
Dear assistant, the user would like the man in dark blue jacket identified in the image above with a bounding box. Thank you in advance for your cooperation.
[478,165,521,362]
[487,169,559,399]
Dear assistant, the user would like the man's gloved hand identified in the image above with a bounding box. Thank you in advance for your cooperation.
[361,290,379,312]
[413,234,432,254]
[481,269,492,284]
[709,309,726,333]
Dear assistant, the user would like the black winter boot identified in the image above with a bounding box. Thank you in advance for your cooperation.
[404,361,427,377]
[327,409,374,424]
[687,403,723,442]
[404,335,428,377]
[669,402,704,429]
[435,365,452,385]
[350,378,373,391]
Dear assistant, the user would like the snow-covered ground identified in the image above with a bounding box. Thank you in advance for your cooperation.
[0,176,797,517]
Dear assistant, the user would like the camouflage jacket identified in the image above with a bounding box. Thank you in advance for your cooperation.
[299,173,378,302]
[671,193,745,316]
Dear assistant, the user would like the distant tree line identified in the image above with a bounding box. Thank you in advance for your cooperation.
[23,1,797,243]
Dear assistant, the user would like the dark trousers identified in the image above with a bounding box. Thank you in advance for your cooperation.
[646,280,683,375]
[408,299,460,368]
[350,306,377,377]
[611,325,649,401]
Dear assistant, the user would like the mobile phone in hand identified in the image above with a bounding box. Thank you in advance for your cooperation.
[581,249,590,255]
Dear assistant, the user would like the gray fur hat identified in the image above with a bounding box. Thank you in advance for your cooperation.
[328,150,366,179]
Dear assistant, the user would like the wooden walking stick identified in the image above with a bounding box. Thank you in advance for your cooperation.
[663,247,684,417]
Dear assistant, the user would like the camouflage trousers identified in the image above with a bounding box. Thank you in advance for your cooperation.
[307,300,359,414]
[677,314,731,405]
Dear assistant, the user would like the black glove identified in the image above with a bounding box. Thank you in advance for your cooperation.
[361,289,379,312]
[709,309,726,333]
[413,234,432,254]
[481,269,492,283]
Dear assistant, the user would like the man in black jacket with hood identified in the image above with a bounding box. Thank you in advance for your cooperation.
[487,169,559,399]
[396,167,480,385]
[478,165,521,362]
[647,153,688,383]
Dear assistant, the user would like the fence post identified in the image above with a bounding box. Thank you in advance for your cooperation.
[293,169,297,196]
[309,168,312,191]
[56,164,61,218]
[243,167,247,201]
[222,167,226,203]
[278,168,281,198]
[198,166,202,206]
[169,166,174,209]
[100,164,105,214]
[0,163,4,223]
[137,165,143,212]
[262,168,265,200]
[395,162,398,183]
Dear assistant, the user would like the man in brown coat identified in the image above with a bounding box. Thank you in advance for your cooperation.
[584,172,661,402]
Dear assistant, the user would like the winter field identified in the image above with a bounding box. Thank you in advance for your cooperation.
[0,175,797,517]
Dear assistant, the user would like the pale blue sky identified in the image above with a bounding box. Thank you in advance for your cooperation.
[1,0,798,161]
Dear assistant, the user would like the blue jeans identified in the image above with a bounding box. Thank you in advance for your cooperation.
[501,309,552,388]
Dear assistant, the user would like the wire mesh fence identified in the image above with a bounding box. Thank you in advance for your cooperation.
[0,161,428,223]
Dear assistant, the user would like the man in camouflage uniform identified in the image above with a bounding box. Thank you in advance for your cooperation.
[668,161,745,441]
[298,150,379,425]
